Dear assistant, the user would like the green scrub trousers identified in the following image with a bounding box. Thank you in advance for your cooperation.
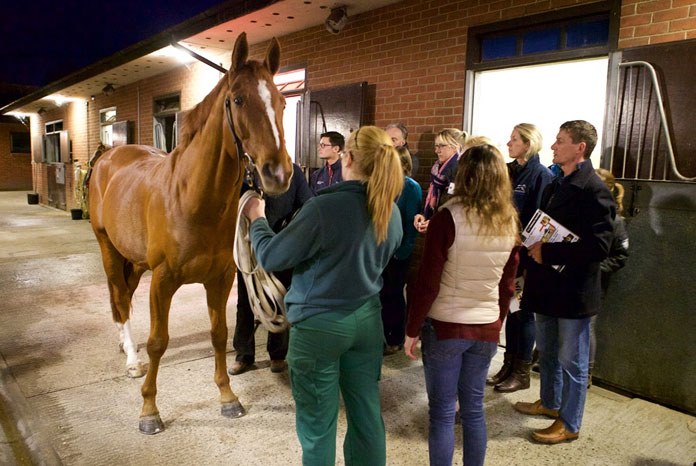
[287,297,386,466]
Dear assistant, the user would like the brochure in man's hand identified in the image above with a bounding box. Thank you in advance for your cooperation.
[522,209,580,272]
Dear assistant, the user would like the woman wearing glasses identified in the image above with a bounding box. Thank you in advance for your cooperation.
[242,126,404,465]
[413,128,468,233]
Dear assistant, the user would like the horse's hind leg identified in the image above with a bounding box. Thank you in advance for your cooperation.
[205,273,245,419]
[95,236,147,377]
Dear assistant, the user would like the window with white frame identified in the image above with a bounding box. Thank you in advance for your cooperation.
[44,119,64,163]
[100,107,117,146]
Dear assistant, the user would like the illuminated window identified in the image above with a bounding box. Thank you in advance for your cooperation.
[100,107,117,146]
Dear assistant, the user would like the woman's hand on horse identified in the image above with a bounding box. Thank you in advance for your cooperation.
[243,198,266,221]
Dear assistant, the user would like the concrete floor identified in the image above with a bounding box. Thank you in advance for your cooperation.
[0,190,695,466]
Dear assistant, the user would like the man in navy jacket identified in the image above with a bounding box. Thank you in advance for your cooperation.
[310,131,344,194]
[514,120,615,444]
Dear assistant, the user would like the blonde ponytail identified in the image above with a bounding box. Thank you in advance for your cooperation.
[346,126,404,244]
[596,168,624,215]
[368,144,403,243]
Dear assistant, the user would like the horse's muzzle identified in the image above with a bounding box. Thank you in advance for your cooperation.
[259,162,291,195]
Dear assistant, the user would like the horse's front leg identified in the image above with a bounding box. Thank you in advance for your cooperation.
[205,273,246,419]
[138,268,177,435]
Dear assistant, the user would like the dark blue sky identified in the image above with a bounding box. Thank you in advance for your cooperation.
[1,1,226,87]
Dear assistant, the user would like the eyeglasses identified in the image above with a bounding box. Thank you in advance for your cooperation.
[318,143,335,149]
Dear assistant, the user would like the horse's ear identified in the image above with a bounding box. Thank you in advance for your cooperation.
[231,32,248,73]
[264,38,281,75]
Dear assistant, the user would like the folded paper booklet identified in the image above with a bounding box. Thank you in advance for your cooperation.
[522,209,580,272]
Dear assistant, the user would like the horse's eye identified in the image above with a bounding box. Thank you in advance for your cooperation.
[233,96,243,106]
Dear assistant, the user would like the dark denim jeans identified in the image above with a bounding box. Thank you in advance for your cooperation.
[232,269,289,363]
[421,321,497,466]
[379,256,411,346]
[504,308,536,360]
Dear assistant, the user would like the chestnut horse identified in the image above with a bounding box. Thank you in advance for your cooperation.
[88,33,292,434]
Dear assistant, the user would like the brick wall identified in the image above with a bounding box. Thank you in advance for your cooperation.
[19,0,696,205]
[246,0,696,179]
[0,121,32,190]
[619,0,696,48]
[84,63,219,156]
[248,0,608,176]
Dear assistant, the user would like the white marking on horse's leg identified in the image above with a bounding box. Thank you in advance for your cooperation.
[117,320,146,378]
[257,79,280,150]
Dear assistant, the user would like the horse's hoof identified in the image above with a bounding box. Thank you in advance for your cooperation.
[221,401,246,418]
[139,414,164,435]
[126,363,146,378]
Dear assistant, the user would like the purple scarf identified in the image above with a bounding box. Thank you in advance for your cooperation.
[424,153,459,219]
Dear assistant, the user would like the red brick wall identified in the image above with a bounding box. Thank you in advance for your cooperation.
[0,121,32,190]
[248,0,609,175]
[620,0,696,48]
[247,0,696,178]
[20,0,696,205]
[84,63,216,155]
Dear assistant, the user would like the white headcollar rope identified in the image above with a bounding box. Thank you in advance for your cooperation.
[233,190,289,333]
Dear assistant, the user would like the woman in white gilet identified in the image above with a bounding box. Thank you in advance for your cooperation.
[405,144,520,466]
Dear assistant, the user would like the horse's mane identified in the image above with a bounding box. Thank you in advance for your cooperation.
[177,74,229,150]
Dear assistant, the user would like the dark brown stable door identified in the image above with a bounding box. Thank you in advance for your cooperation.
[298,82,371,172]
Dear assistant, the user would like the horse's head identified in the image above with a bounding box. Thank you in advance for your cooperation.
[225,33,293,195]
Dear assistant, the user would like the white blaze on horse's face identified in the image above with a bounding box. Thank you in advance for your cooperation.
[257,79,280,150]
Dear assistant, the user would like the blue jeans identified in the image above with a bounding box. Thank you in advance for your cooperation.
[287,298,386,466]
[535,314,591,433]
[421,321,497,466]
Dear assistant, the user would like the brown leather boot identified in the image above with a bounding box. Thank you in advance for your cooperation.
[531,419,579,444]
[494,359,531,392]
[514,399,559,418]
[486,352,513,386]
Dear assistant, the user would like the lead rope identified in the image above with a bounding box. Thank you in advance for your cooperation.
[233,190,290,333]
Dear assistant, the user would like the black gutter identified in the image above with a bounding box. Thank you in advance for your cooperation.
[170,42,228,74]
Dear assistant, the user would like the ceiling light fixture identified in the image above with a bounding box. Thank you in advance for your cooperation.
[325,6,348,35]
[102,83,115,96]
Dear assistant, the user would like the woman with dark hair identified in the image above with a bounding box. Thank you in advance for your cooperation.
[405,144,520,466]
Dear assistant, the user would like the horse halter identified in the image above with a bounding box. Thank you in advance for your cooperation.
[225,97,259,192]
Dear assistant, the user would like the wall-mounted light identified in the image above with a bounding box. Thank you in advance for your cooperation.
[37,107,47,116]
[90,95,96,101]
[102,83,115,96]
[325,6,348,34]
